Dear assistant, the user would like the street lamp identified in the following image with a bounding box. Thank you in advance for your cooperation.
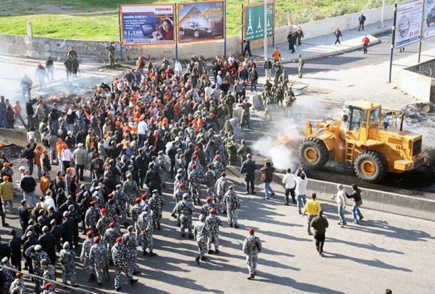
[264,0,267,61]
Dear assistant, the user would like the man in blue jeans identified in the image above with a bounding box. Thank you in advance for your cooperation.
[20,170,37,207]
[346,184,364,224]
[295,168,308,214]
[331,184,347,227]
[260,161,275,199]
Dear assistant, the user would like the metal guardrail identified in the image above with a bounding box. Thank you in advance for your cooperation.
[0,265,94,294]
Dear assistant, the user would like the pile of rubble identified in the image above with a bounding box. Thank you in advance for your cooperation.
[0,144,24,159]
[404,102,435,124]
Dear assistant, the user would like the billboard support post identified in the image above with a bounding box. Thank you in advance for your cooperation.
[224,0,227,56]
[272,2,275,47]
[418,1,425,64]
[117,4,123,61]
[175,4,179,60]
[241,4,244,55]
[389,4,397,84]
[263,0,267,61]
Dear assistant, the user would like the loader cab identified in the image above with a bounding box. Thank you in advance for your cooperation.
[342,101,382,141]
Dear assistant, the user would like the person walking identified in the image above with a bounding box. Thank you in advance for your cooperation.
[13,101,27,129]
[358,13,366,31]
[72,143,86,181]
[298,54,304,78]
[331,184,347,227]
[302,193,321,235]
[287,32,295,53]
[334,27,342,45]
[260,161,275,199]
[346,184,364,224]
[263,58,273,80]
[243,228,262,280]
[243,39,252,57]
[249,66,258,92]
[295,168,308,214]
[46,57,54,80]
[310,210,329,256]
[241,154,256,195]
[272,47,281,63]
[362,35,370,54]
[282,168,296,205]
[296,26,304,46]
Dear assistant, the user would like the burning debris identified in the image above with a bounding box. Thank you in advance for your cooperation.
[0,143,24,159]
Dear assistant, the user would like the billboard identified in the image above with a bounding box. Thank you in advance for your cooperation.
[178,1,224,43]
[244,2,274,41]
[120,4,175,45]
[395,0,424,48]
[423,0,435,39]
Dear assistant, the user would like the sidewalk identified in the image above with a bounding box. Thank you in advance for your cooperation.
[252,20,392,63]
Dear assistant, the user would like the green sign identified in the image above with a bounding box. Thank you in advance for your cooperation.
[244,3,274,41]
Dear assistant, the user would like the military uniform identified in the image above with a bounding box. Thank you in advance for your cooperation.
[111,242,134,290]
[60,247,78,286]
[206,214,223,252]
[115,190,129,226]
[85,206,99,233]
[105,199,120,225]
[237,143,251,163]
[104,227,121,260]
[42,264,56,289]
[172,199,195,237]
[188,169,203,205]
[25,247,49,290]
[148,192,165,230]
[96,215,114,236]
[10,277,28,294]
[80,238,95,280]
[106,44,116,67]
[193,216,210,263]
[243,233,262,278]
[215,176,228,212]
[89,242,109,284]
[123,179,140,213]
[202,202,218,216]
[123,232,139,273]
[223,190,241,227]
[137,210,155,254]
[222,93,235,118]
[1,262,15,293]
[203,170,217,200]
[240,102,252,128]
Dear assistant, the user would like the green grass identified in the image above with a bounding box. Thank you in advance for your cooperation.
[0,0,397,41]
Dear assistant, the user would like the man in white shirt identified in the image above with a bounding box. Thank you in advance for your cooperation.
[331,184,347,227]
[137,116,148,148]
[282,168,296,205]
[295,169,308,214]
[216,71,223,86]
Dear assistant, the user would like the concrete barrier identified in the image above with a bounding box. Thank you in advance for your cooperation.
[400,59,435,103]
[227,166,435,222]
[0,128,30,146]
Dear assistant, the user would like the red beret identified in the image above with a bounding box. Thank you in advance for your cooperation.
[179,183,185,188]
[206,196,212,203]
[192,154,198,159]
[100,208,106,214]
[94,236,100,243]
[214,155,220,160]
[86,230,93,236]
[192,163,197,169]
[116,237,122,243]
[90,201,96,206]
[194,146,199,151]
[108,193,114,199]
[44,283,52,290]
[249,228,255,235]
[109,221,116,227]
[221,171,226,177]
[135,197,142,204]
[209,208,216,214]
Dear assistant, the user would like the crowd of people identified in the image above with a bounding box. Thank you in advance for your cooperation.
[0,52,272,293]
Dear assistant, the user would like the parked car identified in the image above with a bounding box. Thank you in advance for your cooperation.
[427,7,435,27]
[180,22,213,38]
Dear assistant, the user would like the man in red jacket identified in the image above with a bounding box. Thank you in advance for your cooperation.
[362,35,370,54]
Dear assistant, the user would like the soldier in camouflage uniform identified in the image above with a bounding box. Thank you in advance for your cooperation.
[111,237,138,291]
[80,230,96,282]
[59,242,78,286]
[237,140,251,165]
[41,259,56,290]
[137,206,157,257]
[123,227,140,275]
[193,214,210,265]
[222,91,235,118]
[123,173,140,216]
[172,193,195,238]
[132,197,144,231]
[96,208,114,237]
[1,257,15,294]
[215,171,229,213]
[202,196,219,216]
[188,163,203,205]
[223,186,241,228]
[284,87,296,117]
[205,207,224,254]
[212,155,225,177]
[243,228,262,280]
[114,184,129,227]
[89,236,110,286]
[105,194,120,227]
[25,244,49,292]
[148,190,166,230]
[10,272,27,294]
[274,63,283,84]
[240,100,252,128]
[203,164,217,200]
[85,201,99,233]
[104,221,121,263]
[92,189,105,209]
[106,42,116,67]
[174,183,188,204]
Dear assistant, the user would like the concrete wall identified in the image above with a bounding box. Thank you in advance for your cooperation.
[400,59,435,103]
[227,166,435,222]
[0,5,394,61]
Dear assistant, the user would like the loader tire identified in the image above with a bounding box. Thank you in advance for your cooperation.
[298,138,329,169]
[354,150,388,183]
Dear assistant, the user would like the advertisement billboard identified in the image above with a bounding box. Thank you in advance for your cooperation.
[395,0,424,48]
[178,1,225,43]
[423,0,435,39]
[244,2,274,41]
[120,4,175,45]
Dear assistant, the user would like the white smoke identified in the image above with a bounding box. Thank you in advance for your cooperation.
[252,96,340,170]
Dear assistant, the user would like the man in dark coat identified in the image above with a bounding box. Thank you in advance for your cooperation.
[241,154,257,195]
[38,226,58,265]
[9,229,22,270]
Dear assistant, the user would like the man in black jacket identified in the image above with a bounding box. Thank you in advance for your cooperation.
[26,98,37,131]
[145,163,161,193]
[20,171,37,207]
[61,211,75,248]
[136,149,149,188]
[243,39,252,57]
[9,229,21,270]
[19,200,31,232]
[0,236,11,260]
[38,226,58,265]
[22,143,36,176]
[241,154,256,195]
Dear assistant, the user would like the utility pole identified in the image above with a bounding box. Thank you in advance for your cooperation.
[381,0,385,28]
